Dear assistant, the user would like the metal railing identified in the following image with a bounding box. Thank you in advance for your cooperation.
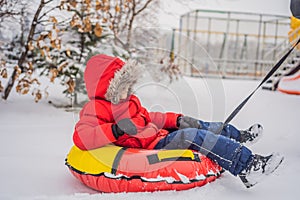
[173,9,291,79]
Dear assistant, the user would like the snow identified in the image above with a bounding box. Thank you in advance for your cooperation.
[0,76,300,200]
[174,170,190,184]
[140,175,176,184]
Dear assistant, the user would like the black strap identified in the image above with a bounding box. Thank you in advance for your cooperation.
[223,38,300,126]
[111,147,127,175]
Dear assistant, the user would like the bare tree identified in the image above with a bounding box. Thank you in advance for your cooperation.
[57,0,160,104]
[0,0,20,19]
[64,0,158,56]
[2,0,60,100]
[1,0,160,102]
[2,0,47,100]
[109,0,158,55]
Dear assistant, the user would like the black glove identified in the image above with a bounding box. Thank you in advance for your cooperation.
[177,116,201,129]
[112,118,137,139]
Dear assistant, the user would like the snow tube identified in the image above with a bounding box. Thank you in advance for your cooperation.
[65,145,222,193]
[277,71,300,95]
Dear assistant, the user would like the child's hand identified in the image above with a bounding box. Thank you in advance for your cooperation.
[112,118,137,139]
[177,116,202,129]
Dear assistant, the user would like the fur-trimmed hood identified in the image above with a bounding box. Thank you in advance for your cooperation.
[84,54,143,104]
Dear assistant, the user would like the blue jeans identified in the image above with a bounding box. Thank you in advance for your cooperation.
[155,121,252,176]
[197,120,241,141]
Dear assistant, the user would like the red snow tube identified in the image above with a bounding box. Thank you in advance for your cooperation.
[65,145,223,193]
[277,72,300,95]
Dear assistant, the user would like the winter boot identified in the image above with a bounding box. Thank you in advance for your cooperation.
[240,124,263,145]
[238,153,284,188]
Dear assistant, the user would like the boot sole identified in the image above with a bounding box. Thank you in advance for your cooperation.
[239,153,284,188]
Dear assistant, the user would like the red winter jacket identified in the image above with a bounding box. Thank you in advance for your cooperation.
[73,54,181,150]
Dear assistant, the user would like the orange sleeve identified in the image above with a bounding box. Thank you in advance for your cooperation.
[72,102,117,150]
[73,116,116,150]
[149,112,182,129]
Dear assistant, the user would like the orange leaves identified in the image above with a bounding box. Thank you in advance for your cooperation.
[16,73,41,96]
[66,78,75,93]
[70,15,93,33]
[16,80,35,95]
[115,4,121,12]
[50,40,56,49]
[102,17,108,23]
[32,89,43,103]
[29,15,61,60]
[95,0,101,10]
[70,12,105,36]
[70,15,79,28]
[69,0,77,8]
[102,4,110,12]
[14,65,22,81]
[32,17,61,59]
[1,67,7,79]
[58,62,68,72]
[36,34,47,49]
[94,23,103,37]
[16,82,29,95]
[0,60,5,93]
[95,0,110,11]
[83,17,92,33]
[49,16,58,24]
[63,0,115,37]
[28,41,35,51]
[65,49,72,57]
[50,39,61,50]
[35,91,42,102]
[13,64,50,103]
[49,68,58,83]
[35,24,61,58]
[49,61,69,83]
[84,0,91,4]
[0,81,3,93]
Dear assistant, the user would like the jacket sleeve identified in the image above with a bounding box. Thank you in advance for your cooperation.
[149,111,182,129]
[73,103,117,150]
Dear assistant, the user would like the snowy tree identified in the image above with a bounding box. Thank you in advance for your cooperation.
[0,0,20,19]
[106,0,159,57]
[0,0,24,95]
[43,0,160,105]
[1,0,62,101]
[0,0,161,103]
[41,0,114,105]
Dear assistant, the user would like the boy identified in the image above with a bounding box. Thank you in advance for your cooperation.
[73,54,283,188]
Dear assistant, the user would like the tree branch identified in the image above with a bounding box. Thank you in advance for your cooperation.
[135,0,153,16]
[3,0,47,100]
[0,0,20,18]
[38,5,59,21]
[44,0,54,4]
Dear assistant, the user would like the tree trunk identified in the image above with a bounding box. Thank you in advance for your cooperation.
[2,0,46,100]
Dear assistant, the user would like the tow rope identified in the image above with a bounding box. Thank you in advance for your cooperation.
[223,38,300,126]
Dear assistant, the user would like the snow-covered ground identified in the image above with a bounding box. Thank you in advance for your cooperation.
[0,76,299,200]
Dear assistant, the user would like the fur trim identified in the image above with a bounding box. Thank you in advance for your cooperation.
[105,59,144,104]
